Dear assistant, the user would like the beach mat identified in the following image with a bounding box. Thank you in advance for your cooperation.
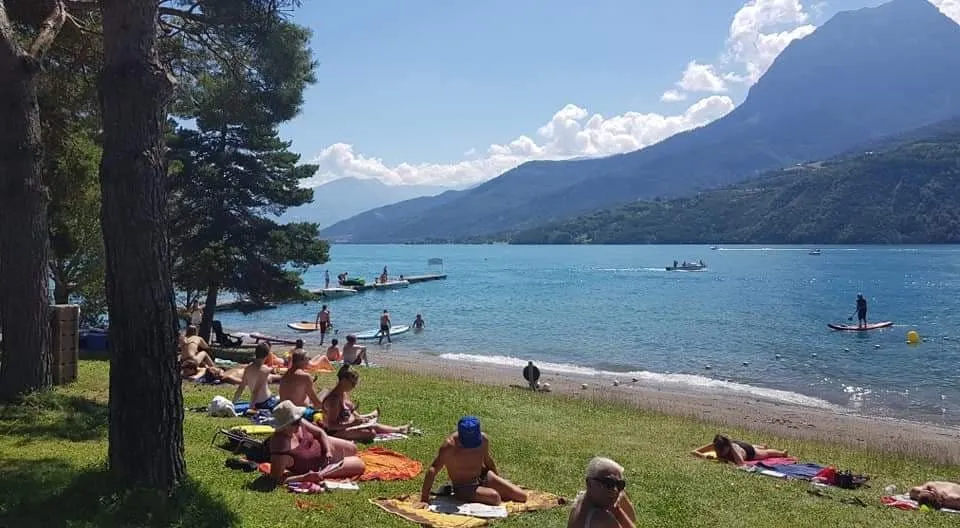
[882,495,960,514]
[371,490,565,528]
[358,446,422,481]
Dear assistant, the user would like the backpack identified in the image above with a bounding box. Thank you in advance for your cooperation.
[835,470,870,490]
[212,429,272,463]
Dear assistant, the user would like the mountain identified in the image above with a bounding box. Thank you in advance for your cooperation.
[508,118,960,244]
[322,0,960,243]
[280,177,448,229]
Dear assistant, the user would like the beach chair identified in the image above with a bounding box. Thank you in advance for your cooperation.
[212,320,243,348]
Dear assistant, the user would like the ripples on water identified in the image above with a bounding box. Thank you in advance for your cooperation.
[215,245,960,424]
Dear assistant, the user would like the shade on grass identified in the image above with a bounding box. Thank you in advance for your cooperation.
[0,361,955,527]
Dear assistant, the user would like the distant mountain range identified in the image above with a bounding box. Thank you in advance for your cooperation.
[280,177,449,229]
[322,0,960,243]
[507,117,960,244]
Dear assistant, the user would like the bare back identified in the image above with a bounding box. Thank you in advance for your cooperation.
[180,335,207,360]
[241,363,272,404]
[279,370,321,407]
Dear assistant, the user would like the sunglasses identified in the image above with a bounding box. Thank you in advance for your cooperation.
[591,477,627,491]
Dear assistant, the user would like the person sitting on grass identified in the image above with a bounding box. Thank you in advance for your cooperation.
[321,365,416,442]
[419,416,527,507]
[267,400,365,485]
[712,434,788,465]
[279,350,327,409]
[179,326,214,368]
[910,481,960,510]
[233,343,279,410]
[567,457,636,528]
[342,334,369,366]
[326,338,342,362]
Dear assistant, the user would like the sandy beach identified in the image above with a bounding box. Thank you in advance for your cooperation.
[361,350,960,465]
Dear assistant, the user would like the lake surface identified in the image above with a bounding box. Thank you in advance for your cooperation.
[215,245,960,425]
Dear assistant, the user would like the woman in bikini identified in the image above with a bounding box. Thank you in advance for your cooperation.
[321,365,416,442]
[712,434,788,465]
[267,400,365,484]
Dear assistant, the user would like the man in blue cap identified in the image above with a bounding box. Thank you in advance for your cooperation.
[419,416,528,506]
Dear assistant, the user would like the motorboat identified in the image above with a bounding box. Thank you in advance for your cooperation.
[373,279,410,289]
[666,261,707,271]
[317,287,357,298]
[808,249,822,255]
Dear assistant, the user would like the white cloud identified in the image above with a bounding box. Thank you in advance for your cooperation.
[677,61,728,93]
[660,89,687,103]
[931,0,960,22]
[305,97,735,188]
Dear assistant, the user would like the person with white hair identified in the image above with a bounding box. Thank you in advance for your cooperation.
[567,457,636,528]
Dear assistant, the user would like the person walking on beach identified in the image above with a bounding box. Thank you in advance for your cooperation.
[316,304,332,345]
[855,293,868,329]
[419,416,528,507]
[567,457,636,528]
[325,269,330,289]
[377,309,392,344]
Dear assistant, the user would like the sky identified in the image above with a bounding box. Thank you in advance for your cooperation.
[283,0,960,189]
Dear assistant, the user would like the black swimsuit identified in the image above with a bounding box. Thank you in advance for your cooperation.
[734,440,756,461]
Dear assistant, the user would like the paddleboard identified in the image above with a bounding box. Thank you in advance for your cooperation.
[248,332,299,345]
[827,321,893,331]
[354,325,410,341]
[287,321,320,332]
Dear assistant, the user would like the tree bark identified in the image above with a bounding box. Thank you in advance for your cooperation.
[200,282,218,343]
[99,0,184,490]
[0,14,53,401]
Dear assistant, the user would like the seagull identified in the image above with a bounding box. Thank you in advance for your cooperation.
[523,361,541,390]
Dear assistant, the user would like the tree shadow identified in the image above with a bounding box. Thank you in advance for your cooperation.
[0,391,108,442]
[0,458,239,528]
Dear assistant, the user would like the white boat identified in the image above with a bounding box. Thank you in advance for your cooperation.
[373,279,409,290]
[666,261,707,271]
[809,249,822,255]
[317,287,357,298]
[354,325,411,341]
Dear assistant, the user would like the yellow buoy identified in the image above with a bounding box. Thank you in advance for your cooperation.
[906,330,920,345]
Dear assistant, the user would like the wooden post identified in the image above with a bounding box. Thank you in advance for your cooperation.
[49,304,79,385]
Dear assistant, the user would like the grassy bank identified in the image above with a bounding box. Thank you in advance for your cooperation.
[0,361,954,527]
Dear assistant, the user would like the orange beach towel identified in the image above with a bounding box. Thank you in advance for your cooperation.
[358,446,423,481]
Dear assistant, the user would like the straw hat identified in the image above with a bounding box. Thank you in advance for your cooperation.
[272,400,304,430]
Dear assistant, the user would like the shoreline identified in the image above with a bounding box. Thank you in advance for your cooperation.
[361,349,960,465]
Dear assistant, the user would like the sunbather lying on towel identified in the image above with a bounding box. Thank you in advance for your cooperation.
[910,481,960,510]
[568,457,636,528]
[267,400,365,484]
[321,365,415,442]
[180,360,242,384]
[279,350,327,408]
[418,416,528,507]
[713,434,788,465]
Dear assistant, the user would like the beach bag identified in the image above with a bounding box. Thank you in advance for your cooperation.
[835,470,870,489]
[211,429,272,463]
[208,395,237,417]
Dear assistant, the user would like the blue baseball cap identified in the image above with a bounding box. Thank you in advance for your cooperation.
[458,416,482,449]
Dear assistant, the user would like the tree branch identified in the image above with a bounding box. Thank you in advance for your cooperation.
[0,4,24,63]
[27,1,67,59]
[159,6,211,25]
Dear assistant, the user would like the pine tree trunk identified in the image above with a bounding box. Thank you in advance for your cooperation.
[199,283,218,343]
[0,44,52,401]
[99,0,184,490]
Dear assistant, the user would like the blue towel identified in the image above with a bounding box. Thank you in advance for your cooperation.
[759,462,824,480]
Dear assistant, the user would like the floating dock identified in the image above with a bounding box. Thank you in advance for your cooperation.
[310,273,447,295]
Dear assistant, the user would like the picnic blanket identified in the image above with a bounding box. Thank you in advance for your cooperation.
[882,494,960,514]
[371,490,565,528]
[358,446,422,481]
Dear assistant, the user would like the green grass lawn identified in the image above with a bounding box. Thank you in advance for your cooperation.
[0,360,955,527]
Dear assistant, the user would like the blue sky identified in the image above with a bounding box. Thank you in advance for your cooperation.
[280,0,955,188]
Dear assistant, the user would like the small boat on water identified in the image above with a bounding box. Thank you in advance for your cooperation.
[374,279,410,290]
[317,287,357,298]
[809,249,822,255]
[666,260,707,272]
[710,246,719,250]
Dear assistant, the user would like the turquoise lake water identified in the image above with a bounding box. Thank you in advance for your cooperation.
[214,245,960,424]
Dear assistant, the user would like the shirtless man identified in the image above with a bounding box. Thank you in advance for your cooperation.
[377,309,391,344]
[315,304,332,345]
[910,481,960,510]
[279,350,325,408]
[342,335,369,366]
[180,326,214,368]
[567,457,636,528]
[232,343,279,410]
[326,338,342,362]
[419,416,527,506]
